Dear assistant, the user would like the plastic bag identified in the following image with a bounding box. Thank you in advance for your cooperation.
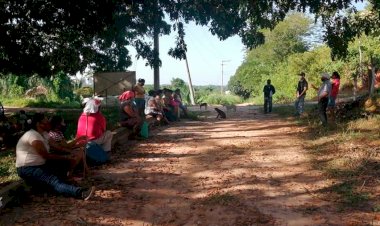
[140,121,149,139]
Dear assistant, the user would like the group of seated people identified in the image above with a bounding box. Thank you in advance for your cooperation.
[119,80,188,139]
[13,81,189,201]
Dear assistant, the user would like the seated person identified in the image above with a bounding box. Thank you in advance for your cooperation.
[174,88,188,117]
[76,97,113,152]
[119,90,144,139]
[48,115,88,177]
[162,89,178,122]
[145,90,169,125]
[16,113,95,200]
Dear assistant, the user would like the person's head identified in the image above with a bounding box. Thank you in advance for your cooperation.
[267,79,271,85]
[82,97,103,114]
[138,78,145,86]
[50,115,67,133]
[174,88,180,94]
[332,71,340,79]
[321,73,330,81]
[31,113,50,132]
[118,90,135,102]
[148,90,156,97]
[299,72,305,80]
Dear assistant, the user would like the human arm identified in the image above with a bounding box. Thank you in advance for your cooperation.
[123,105,140,119]
[33,140,74,161]
[272,85,275,95]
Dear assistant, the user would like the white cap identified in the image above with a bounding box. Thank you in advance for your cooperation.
[321,73,330,79]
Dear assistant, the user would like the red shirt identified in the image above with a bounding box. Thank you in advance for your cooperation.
[330,78,340,98]
[76,112,106,140]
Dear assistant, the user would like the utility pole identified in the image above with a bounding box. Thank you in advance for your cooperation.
[185,55,196,105]
[221,60,230,95]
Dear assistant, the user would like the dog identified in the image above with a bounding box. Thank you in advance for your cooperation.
[200,102,208,110]
[214,108,226,119]
[222,104,236,112]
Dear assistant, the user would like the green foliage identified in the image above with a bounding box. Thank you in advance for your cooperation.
[229,14,312,99]
[52,72,75,101]
[204,93,242,105]
[74,87,94,98]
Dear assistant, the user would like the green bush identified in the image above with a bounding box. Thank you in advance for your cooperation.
[204,93,243,105]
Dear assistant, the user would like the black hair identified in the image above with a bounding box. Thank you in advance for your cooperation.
[50,115,63,130]
[31,113,45,130]
[148,90,156,96]
[267,79,271,84]
[332,71,340,79]
[138,78,145,83]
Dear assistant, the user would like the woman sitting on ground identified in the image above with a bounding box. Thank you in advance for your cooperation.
[119,90,144,139]
[161,89,178,122]
[16,113,95,200]
[145,90,169,125]
[48,115,88,177]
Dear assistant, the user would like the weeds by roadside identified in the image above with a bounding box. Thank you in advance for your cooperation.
[290,101,380,211]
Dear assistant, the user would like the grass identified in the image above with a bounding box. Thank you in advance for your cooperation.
[290,103,380,210]
[0,149,18,185]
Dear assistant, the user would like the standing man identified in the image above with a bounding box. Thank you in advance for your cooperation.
[295,72,308,116]
[312,73,332,126]
[133,78,146,117]
[263,79,276,113]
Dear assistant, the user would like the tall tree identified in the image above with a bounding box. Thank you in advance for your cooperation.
[1,0,377,80]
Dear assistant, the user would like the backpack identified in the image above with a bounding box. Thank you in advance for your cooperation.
[85,141,109,166]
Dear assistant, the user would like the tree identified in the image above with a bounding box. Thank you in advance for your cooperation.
[1,0,377,81]
[229,13,312,97]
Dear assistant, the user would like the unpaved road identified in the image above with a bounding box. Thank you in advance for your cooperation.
[0,106,377,225]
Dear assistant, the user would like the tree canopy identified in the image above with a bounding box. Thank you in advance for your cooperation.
[0,0,377,77]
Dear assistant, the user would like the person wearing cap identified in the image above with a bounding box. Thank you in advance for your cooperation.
[76,97,113,152]
[119,90,144,139]
[294,72,308,116]
[133,78,146,117]
[263,79,276,113]
[311,73,332,126]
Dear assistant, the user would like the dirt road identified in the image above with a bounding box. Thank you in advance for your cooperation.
[0,106,376,225]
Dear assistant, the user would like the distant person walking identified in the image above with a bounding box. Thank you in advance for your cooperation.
[294,72,308,116]
[312,73,332,126]
[263,79,276,113]
[133,78,146,117]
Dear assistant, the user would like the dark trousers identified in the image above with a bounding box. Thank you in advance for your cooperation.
[17,165,82,198]
[318,97,329,126]
[264,96,273,113]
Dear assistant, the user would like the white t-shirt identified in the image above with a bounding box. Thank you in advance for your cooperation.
[16,129,49,167]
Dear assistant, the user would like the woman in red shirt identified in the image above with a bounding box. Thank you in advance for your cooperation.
[76,97,113,152]
[328,71,340,108]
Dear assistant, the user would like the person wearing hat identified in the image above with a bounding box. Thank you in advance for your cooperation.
[311,73,332,126]
[294,72,308,116]
[119,90,144,139]
[76,97,113,152]
[133,78,146,117]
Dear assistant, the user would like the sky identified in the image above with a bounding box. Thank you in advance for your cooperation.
[126,1,368,87]
[127,22,246,86]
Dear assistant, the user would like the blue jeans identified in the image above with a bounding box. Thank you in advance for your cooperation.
[17,165,82,198]
[295,96,305,115]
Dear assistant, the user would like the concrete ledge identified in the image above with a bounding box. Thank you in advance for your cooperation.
[0,180,26,209]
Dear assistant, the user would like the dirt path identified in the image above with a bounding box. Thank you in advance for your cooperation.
[0,107,374,225]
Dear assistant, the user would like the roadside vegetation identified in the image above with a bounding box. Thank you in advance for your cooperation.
[275,93,380,212]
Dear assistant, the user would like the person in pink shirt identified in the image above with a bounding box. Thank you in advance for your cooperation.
[328,71,340,108]
[76,97,113,152]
